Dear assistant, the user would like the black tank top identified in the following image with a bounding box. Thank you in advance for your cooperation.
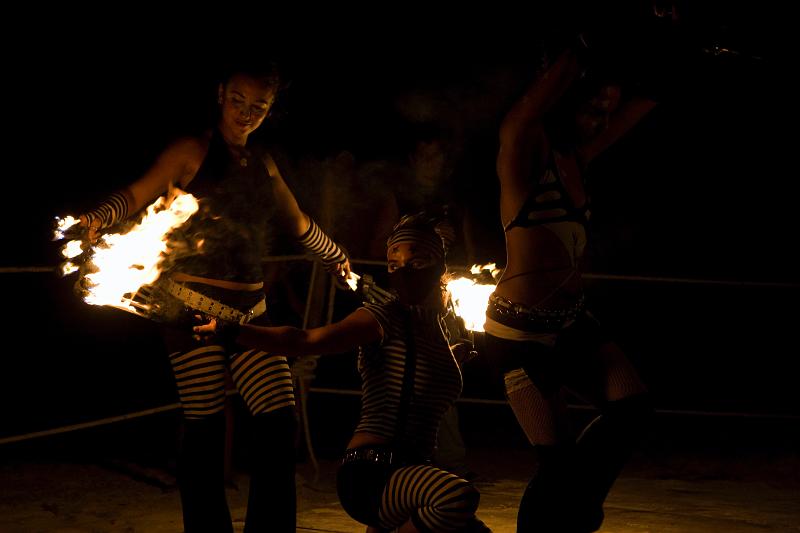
[167,130,277,284]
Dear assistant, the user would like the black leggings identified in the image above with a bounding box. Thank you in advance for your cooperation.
[161,288,298,533]
[178,406,297,533]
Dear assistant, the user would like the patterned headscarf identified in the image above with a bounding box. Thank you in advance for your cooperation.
[386,211,452,262]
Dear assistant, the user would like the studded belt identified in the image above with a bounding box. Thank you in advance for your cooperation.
[164,279,266,324]
[487,294,584,332]
[342,446,395,466]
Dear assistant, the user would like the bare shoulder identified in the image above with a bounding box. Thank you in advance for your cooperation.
[166,133,211,188]
[168,134,210,162]
[261,150,281,178]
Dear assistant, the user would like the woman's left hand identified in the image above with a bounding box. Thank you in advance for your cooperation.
[329,258,353,290]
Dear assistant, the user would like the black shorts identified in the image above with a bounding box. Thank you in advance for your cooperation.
[484,311,609,397]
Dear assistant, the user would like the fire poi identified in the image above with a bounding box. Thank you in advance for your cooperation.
[54,190,199,318]
[446,263,501,332]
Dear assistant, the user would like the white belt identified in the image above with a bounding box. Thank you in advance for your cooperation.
[165,279,266,324]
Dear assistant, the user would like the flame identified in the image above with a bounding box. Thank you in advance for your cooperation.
[61,239,84,259]
[446,263,499,332]
[78,190,198,314]
[61,262,78,276]
[53,215,79,241]
[470,262,501,278]
[346,271,360,291]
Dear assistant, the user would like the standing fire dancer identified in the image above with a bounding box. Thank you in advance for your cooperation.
[76,61,350,533]
[483,23,660,532]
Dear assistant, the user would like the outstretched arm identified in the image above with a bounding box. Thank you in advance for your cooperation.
[264,152,352,283]
[196,307,383,357]
[80,137,205,239]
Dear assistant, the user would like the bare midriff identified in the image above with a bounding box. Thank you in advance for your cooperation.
[493,226,583,309]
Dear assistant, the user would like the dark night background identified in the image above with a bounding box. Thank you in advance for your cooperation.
[2,2,797,477]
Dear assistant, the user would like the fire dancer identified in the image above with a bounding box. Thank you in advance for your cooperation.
[75,61,350,533]
[483,27,658,532]
[195,212,491,532]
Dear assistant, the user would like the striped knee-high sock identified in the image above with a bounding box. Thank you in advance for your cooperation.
[379,464,480,532]
[229,349,295,415]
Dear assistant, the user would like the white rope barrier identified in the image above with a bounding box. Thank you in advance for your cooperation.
[2,255,797,447]
[5,387,797,447]
[306,387,800,420]
[4,260,799,289]
[0,403,181,445]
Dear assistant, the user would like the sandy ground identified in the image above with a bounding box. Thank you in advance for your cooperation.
[1,446,798,533]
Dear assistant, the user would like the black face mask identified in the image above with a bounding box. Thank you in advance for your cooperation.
[388,264,443,305]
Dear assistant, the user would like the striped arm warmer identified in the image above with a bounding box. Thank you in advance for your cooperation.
[84,191,130,229]
[297,218,347,271]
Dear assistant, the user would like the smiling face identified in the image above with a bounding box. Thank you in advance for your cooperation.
[218,73,276,145]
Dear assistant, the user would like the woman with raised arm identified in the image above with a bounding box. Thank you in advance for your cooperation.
[484,33,657,531]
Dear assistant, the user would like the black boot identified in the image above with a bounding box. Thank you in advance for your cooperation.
[177,413,233,533]
[516,444,578,533]
[572,392,654,532]
[243,407,298,533]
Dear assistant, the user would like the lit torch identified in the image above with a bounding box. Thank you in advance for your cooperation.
[445,263,500,332]
[345,264,500,330]
[345,271,360,291]
[54,190,199,317]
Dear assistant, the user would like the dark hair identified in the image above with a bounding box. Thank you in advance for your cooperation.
[219,59,282,94]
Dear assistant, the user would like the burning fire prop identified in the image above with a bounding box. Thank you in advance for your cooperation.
[55,196,496,333]
[345,271,360,292]
[446,263,500,332]
[54,190,199,317]
[351,263,500,332]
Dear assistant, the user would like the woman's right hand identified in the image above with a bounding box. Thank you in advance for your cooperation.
[192,315,243,349]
